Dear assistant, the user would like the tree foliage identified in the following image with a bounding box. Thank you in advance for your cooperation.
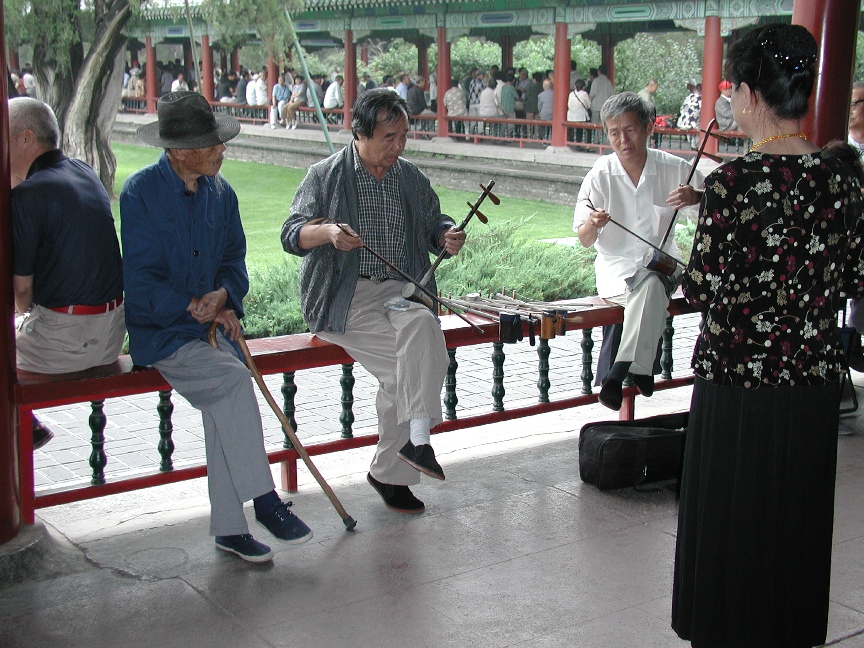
[615,32,703,116]
[202,0,302,58]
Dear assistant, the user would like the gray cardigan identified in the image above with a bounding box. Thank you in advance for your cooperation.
[282,144,454,334]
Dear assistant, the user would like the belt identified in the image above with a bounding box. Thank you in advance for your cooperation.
[48,296,123,315]
[358,275,390,283]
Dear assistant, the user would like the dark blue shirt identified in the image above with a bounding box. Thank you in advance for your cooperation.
[12,149,123,308]
[120,152,248,366]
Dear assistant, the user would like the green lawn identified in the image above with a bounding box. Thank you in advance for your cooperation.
[110,143,576,268]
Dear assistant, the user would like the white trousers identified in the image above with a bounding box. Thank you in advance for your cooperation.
[605,274,670,376]
[270,101,287,126]
[317,279,449,486]
[154,335,275,536]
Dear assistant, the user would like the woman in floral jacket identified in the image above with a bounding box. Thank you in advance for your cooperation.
[672,24,864,648]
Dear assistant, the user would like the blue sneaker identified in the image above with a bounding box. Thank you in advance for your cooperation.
[256,500,314,544]
[215,534,273,563]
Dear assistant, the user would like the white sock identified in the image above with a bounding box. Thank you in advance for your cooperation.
[409,418,431,447]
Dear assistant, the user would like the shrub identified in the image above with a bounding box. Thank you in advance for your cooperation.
[240,219,711,338]
[242,258,307,338]
[437,218,597,300]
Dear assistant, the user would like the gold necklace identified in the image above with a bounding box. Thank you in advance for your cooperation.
[749,132,807,152]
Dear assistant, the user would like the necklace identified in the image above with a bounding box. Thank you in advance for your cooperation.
[749,132,807,151]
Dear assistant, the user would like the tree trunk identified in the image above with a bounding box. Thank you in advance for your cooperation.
[32,0,132,197]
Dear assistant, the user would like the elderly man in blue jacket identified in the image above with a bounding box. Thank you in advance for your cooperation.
[282,89,466,514]
[120,92,313,563]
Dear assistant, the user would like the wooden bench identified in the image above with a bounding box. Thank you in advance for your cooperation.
[15,296,697,524]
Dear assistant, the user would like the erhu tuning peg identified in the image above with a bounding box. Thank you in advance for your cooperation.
[480,182,501,205]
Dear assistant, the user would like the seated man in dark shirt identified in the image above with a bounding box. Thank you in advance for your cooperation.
[9,97,126,448]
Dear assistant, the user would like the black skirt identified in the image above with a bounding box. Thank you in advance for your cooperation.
[671,376,840,648]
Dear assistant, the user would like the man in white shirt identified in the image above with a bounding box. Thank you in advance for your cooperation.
[323,74,344,109]
[253,69,269,106]
[573,92,704,409]
[588,65,614,127]
[170,73,189,93]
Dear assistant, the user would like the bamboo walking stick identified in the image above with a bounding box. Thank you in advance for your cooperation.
[208,323,357,531]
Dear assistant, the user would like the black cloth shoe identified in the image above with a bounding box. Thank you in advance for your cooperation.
[598,377,623,411]
[367,473,425,513]
[215,534,273,563]
[630,373,655,397]
[255,500,313,545]
[397,441,445,480]
[32,417,54,450]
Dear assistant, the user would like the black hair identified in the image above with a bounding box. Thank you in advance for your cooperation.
[532,72,544,83]
[351,88,408,139]
[724,23,817,120]
[487,78,497,90]
[822,140,864,185]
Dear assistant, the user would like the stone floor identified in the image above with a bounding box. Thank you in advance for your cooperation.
[2,313,864,647]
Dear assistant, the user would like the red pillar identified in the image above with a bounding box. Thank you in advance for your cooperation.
[417,37,429,80]
[267,54,277,103]
[551,22,570,147]
[231,48,240,74]
[183,40,193,76]
[201,35,214,101]
[436,27,451,139]
[601,35,615,84]
[145,36,158,113]
[701,16,722,155]
[500,36,513,71]
[344,29,357,125]
[220,52,228,74]
[7,45,17,72]
[361,45,368,67]
[793,0,861,146]
[0,0,21,544]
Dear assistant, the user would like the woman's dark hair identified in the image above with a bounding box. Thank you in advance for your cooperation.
[351,88,408,139]
[822,140,864,185]
[724,23,817,120]
[487,78,497,90]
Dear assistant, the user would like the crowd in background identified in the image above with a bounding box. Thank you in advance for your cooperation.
[113,55,745,144]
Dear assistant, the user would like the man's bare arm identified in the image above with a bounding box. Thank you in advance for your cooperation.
[13,275,33,314]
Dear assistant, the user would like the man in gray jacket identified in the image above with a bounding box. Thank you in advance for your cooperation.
[282,90,466,513]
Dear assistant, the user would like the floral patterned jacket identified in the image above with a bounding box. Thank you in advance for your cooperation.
[683,149,864,387]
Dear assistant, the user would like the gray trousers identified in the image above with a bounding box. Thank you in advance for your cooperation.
[16,304,126,374]
[154,335,275,536]
[318,279,448,486]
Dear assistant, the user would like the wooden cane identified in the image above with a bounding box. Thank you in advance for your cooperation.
[208,322,357,531]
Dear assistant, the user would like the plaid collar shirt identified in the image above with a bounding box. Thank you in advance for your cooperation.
[353,143,408,280]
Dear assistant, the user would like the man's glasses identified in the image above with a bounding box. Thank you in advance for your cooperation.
[852,100,864,109]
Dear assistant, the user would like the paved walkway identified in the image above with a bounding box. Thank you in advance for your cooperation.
[3,342,863,647]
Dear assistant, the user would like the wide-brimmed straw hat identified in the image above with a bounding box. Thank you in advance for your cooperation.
[136,91,241,149]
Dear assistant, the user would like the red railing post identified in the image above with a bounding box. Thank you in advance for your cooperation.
[0,0,22,543]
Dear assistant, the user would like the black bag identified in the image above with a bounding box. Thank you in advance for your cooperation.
[578,412,688,491]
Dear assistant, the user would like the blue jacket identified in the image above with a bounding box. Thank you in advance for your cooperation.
[120,152,248,366]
